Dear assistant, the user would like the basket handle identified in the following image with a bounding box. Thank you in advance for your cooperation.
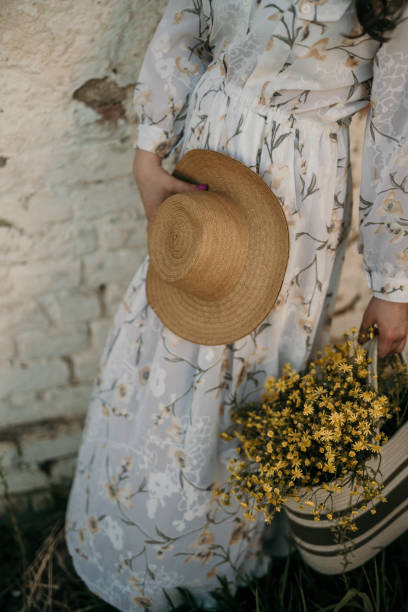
[365,336,378,392]
[363,334,407,393]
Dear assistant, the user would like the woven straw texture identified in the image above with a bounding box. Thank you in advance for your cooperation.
[146,150,289,345]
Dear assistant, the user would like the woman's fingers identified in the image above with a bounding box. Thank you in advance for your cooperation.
[133,150,208,223]
[396,337,407,354]
[166,174,207,194]
[359,297,408,357]
[358,304,376,345]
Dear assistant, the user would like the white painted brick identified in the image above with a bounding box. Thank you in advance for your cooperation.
[0,359,69,399]
[0,267,11,285]
[0,300,50,335]
[0,191,73,233]
[0,272,14,301]
[5,390,36,408]
[16,324,88,360]
[105,283,127,317]
[71,349,99,384]
[50,456,78,482]
[71,179,133,220]
[0,401,13,424]
[90,318,113,351]
[37,290,100,325]
[1,467,49,495]
[83,249,137,288]
[0,490,54,515]
[9,259,81,297]
[0,336,16,361]
[0,226,33,265]
[20,421,83,465]
[97,215,136,251]
[96,209,146,251]
[76,226,99,256]
[126,221,147,250]
[0,223,98,265]
[18,143,136,188]
[0,441,19,470]
[2,385,91,426]
[0,0,170,499]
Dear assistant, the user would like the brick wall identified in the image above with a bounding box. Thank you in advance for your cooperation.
[0,1,371,511]
[0,0,166,511]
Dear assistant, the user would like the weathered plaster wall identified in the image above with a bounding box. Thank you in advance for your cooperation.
[0,0,370,510]
[0,0,166,510]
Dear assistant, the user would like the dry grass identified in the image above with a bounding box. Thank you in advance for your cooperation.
[1,477,407,612]
[0,479,115,612]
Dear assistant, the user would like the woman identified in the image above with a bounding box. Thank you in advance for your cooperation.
[65,1,408,609]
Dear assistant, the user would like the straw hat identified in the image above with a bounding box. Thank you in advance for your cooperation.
[146,149,289,346]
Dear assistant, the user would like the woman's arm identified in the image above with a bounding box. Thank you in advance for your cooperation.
[133,149,207,224]
[132,1,212,220]
[358,6,408,356]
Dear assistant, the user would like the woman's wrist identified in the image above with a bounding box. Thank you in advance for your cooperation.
[133,148,162,184]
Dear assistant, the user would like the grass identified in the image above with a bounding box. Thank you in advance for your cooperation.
[1,478,407,612]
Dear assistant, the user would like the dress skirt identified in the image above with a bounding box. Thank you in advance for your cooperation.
[65,72,354,610]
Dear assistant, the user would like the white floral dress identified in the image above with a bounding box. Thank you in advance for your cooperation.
[65,1,408,610]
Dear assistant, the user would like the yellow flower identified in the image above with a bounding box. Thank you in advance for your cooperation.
[303,402,314,415]
[276,379,287,392]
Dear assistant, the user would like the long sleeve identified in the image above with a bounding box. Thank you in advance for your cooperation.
[358,8,408,302]
[133,1,212,159]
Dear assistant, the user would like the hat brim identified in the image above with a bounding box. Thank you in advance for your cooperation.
[146,149,289,346]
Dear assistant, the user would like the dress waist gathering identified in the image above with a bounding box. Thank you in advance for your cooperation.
[189,68,363,131]
[182,70,354,221]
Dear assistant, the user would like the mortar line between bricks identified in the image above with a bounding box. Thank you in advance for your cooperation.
[0,415,85,441]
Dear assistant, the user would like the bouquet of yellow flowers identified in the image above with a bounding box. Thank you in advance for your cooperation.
[215,327,408,574]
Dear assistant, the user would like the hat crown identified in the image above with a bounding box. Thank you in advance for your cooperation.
[148,191,249,300]
[146,149,289,345]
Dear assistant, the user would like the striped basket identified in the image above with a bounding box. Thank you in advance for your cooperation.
[285,338,408,575]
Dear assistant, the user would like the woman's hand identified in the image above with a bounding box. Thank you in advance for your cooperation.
[132,149,206,225]
[359,296,408,357]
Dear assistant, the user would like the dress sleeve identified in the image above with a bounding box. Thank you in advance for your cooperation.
[133,0,212,159]
[358,8,408,302]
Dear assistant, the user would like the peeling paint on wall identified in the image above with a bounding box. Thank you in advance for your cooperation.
[73,77,134,122]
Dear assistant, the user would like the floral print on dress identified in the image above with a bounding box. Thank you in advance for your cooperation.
[66,1,408,610]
